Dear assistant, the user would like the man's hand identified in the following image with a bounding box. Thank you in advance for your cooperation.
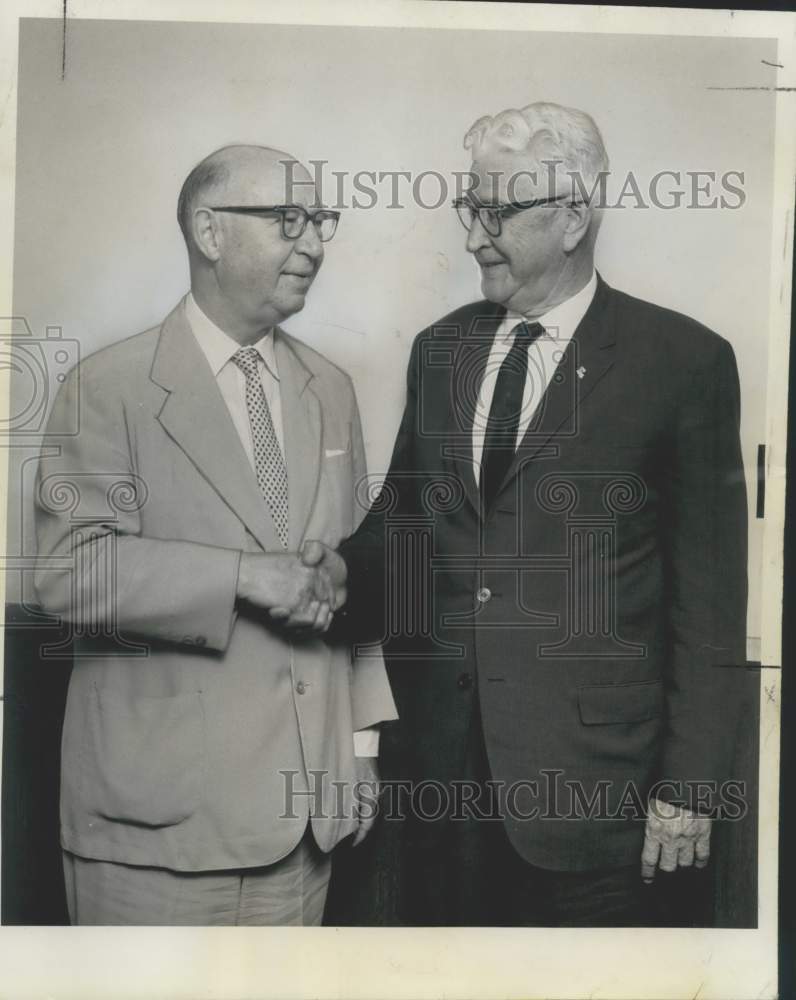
[641,797,712,883]
[300,540,348,612]
[352,756,380,846]
[236,552,333,632]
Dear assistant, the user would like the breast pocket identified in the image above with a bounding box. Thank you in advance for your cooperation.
[81,685,205,828]
[317,446,355,540]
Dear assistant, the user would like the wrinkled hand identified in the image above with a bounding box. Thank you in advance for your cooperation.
[352,756,380,846]
[641,798,711,883]
[236,552,333,633]
[299,540,348,612]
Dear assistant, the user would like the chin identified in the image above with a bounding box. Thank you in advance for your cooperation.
[283,293,307,313]
[480,274,512,306]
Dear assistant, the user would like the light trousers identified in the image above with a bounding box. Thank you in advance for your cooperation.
[63,829,331,926]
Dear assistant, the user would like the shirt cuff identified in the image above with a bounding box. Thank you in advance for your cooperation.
[353,726,380,757]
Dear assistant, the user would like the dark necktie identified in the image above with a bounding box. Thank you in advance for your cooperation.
[480,320,545,513]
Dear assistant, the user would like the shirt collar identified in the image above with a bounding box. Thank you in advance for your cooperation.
[185,292,278,379]
[500,269,598,344]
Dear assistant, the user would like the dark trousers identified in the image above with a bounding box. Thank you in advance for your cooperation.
[402,699,645,927]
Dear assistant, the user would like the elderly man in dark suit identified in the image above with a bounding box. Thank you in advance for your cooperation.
[316,102,748,926]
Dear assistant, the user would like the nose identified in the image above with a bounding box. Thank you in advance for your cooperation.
[466,214,492,254]
[295,220,324,261]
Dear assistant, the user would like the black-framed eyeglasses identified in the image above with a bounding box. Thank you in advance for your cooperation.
[208,205,340,242]
[452,196,571,238]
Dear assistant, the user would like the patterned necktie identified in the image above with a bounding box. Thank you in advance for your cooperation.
[232,346,289,547]
[480,320,545,513]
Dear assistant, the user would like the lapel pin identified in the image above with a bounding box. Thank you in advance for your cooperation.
[576,366,587,380]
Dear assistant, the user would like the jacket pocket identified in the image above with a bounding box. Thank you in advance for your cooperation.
[318,446,354,539]
[578,679,664,725]
[81,685,205,827]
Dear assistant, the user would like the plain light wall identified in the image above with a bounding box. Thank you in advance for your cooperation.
[8,18,776,642]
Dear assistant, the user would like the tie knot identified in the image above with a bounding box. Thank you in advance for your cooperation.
[232,346,261,377]
[512,321,545,343]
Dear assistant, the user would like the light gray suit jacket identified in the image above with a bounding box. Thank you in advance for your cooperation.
[34,296,396,871]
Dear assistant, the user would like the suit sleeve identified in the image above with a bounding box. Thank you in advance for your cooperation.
[337,336,421,641]
[34,364,241,652]
[657,336,749,813]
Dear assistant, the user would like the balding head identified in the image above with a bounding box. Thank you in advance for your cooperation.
[177,144,326,343]
[177,145,310,251]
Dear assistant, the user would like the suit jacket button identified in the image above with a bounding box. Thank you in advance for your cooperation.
[194,636,207,647]
[296,681,306,695]
[458,672,473,690]
[476,587,491,603]
[182,635,194,645]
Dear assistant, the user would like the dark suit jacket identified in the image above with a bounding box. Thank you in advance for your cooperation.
[340,274,748,872]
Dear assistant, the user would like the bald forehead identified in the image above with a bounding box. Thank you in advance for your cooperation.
[210,146,318,206]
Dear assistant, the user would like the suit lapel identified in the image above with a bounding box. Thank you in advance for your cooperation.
[451,277,618,516]
[503,274,617,486]
[274,330,323,549]
[150,300,283,553]
[444,301,507,518]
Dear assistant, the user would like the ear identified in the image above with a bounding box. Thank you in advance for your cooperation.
[561,201,592,253]
[192,207,222,263]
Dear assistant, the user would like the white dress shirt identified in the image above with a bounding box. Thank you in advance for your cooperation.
[185,293,378,757]
[186,292,285,459]
[472,271,598,485]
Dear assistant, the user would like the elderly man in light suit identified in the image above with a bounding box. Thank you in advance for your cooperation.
[34,144,396,926]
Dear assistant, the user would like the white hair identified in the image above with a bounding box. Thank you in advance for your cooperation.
[463,102,609,200]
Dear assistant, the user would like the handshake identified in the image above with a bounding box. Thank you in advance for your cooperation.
[236,540,348,634]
